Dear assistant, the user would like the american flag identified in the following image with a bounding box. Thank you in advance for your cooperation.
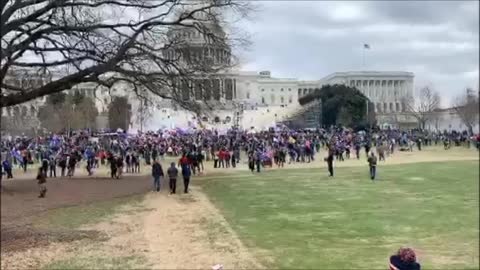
[364,44,370,49]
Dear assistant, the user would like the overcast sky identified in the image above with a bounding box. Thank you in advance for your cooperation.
[237,1,479,107]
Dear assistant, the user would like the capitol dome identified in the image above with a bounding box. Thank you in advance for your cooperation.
[163,5,231,68]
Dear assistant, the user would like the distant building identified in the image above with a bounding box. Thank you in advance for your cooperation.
[1,13,418,132]
[425,107,479,133]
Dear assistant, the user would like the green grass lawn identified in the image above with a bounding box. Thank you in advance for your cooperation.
[200,160,479,269]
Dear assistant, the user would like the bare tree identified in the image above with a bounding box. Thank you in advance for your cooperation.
[108,96,132,131]
[37,92,98,132]
[452,88,479,135]
[402,86,441,129]
[1,0,252,111]
[136,97,154,132]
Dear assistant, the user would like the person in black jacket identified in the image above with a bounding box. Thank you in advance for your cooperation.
[58,156,67,177]
[325,144,334,177]
[389,247,421,270]
[367,152,377,180]
[36,167,47,198]
[151,160,164,192]
[167,162,178,194]
[181,162,191,194]
[41,157,49,177]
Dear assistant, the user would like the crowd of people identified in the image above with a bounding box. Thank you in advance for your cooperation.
[1,126,475,270]
[1,126,479,197]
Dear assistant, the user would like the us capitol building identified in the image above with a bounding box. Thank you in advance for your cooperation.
[114,12,417,131]
[1,9,418,132]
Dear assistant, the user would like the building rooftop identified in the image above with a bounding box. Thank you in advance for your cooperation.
[321,71,414,81]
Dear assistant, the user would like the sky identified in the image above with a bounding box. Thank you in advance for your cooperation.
[237,0,479,107]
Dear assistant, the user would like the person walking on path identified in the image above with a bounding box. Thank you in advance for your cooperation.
[367,152,378,181]
[151,160,164,192]
[167,162,178,194]
[181,160,192,194]
[49,156,57,178]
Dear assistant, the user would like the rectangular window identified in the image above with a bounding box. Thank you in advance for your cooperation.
[225,79,233,100]
[212,79,220,100]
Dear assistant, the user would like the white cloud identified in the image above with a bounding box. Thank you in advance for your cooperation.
[239,1,479,106]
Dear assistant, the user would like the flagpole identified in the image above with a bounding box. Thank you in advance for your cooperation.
[362,46,365,68]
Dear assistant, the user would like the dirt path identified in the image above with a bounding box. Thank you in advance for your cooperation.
[141,187,263,269]
[86,186,264,269]
[1,186,262,269]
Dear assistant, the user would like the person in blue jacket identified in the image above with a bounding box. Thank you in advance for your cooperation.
[181,161,191,193]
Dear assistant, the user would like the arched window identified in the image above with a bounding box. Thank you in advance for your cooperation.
[246,92,250,99]
[30,105,35,116]
[270,94,275,104]
[280,96,284,104]
[214,116,220,123]
[389,103,393,112]
[261,96,265,104]
[383,103,387,112]
[376,103,382,113]
[225,116,231,123]
[21,106,28,117]
[281,88,284,92]
[289,96,293,103]
[395,103,400,112]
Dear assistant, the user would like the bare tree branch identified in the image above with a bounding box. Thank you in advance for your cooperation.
[1,0,252,111]
[452,88,479,135]
[401,85,441,129]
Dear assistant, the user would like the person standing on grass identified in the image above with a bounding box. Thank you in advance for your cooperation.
[367,152,377,181]
[167,162,178,194]
[151,159,164,192]
[325,144,334,177]
[248,151,255,173]
[36,167,47,198]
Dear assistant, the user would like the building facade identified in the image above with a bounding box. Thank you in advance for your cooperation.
[1,69,418,132]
